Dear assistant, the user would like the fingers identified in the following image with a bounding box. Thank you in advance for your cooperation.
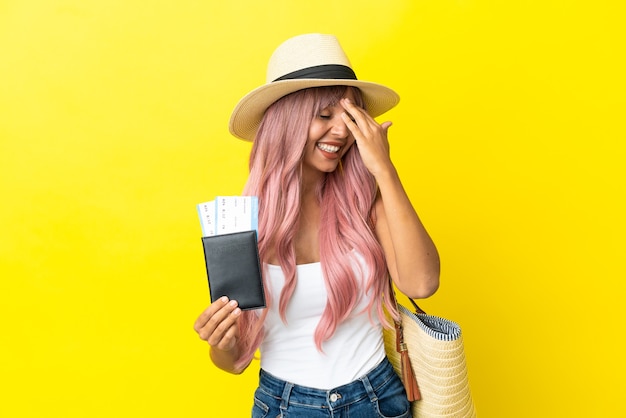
[380,121,393,132]
[193,296,228,332]
[340,97,395,177]
[340,99,369,138]
[213,321,240,352]
[341,112,361,139]
[194,296,242,349]
[340,98,391,140]
[340,97,368,123]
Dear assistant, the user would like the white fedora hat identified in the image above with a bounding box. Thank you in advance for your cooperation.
[229,33,400,141]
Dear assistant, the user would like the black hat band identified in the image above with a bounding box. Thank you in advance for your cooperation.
[272,64,357,82]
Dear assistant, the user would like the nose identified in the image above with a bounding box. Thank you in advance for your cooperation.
[330,115,349,138]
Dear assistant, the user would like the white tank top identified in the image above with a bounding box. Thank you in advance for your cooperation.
[259,256,385,389]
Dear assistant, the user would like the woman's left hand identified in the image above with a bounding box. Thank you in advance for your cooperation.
[341,97,394,178]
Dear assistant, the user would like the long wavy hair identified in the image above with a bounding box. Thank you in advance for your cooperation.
[235,86,397,370]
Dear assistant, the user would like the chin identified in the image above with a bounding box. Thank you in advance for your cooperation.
[321,163,341,173]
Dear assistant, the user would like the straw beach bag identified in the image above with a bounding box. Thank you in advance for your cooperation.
[383,297,477,417]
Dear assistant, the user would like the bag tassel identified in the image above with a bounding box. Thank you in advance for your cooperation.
[400,342,422,401]
[395,320,422,401]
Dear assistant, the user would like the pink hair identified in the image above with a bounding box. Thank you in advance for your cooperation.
[235,86,397,370]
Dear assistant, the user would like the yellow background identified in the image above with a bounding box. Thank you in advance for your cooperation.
[1,1,624,416]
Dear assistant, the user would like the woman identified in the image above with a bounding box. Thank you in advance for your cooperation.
[194,33,440,417]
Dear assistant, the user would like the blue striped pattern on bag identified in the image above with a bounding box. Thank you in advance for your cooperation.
[398,304,462,342]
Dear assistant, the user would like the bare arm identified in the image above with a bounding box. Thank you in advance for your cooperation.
[341,98,440,298]
[193,297,250,374]
[373,175,440,298]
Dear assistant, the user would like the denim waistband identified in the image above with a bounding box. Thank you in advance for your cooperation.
[258,357,398,410]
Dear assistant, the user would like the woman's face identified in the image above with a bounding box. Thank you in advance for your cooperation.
[302,89,358,177]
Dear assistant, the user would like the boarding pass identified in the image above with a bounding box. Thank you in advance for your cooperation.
[197,196,259,237]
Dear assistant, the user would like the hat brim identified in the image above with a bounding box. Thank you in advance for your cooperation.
[229,79,400,141]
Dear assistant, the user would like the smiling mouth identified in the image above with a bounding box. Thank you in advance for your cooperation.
[316,143,341,153]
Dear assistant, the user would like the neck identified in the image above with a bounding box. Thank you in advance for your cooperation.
[301,171,325,198]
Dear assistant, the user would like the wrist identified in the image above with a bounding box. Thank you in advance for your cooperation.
[372,163,399,185]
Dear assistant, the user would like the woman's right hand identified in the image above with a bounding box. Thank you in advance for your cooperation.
[194,296,242,353]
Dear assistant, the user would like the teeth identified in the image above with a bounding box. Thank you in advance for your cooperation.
[317,143,340,153]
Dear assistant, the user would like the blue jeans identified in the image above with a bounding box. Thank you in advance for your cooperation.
[252,357,412,417]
